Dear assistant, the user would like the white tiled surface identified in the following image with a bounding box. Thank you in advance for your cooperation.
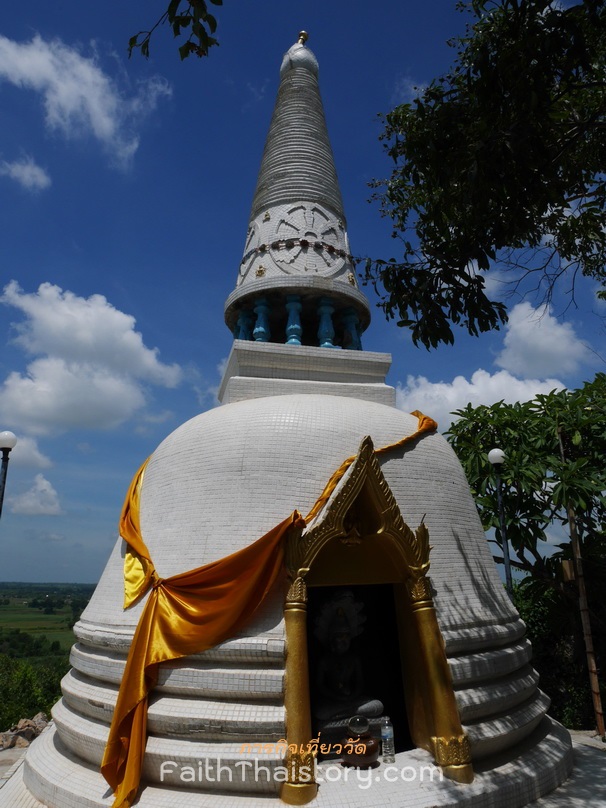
[69,645,284,697]
[217,342,394,405]
[223,377,395,406]
[449,640,533,685]
[61,669,283,729]
[82,394,517,630]
[219,342,392,388]
[52,696,286,767]
[465,690,551,759]
[0,718,584,808]
[455,665,540,723]
[69,392,552,777]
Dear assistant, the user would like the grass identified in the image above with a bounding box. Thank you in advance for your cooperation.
[0,599,76,652]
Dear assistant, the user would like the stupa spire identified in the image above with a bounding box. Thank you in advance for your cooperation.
[224,33,370,349]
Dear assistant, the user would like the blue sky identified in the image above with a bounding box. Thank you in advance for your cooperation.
[1,1,603,581]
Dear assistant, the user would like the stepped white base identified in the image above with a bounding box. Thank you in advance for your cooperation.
[0,717,573,808]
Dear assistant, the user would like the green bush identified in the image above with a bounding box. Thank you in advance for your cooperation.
[0,654,69,731]
[513,582,599,729]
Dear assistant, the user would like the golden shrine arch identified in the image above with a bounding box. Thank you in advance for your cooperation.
[281,436,474,805]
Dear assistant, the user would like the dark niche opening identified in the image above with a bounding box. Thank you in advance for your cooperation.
[306,583,413,758]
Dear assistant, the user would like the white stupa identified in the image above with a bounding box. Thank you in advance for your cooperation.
[2,32,573,808]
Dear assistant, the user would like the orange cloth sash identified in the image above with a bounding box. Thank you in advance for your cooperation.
[101,412,437,807]
[102,467,302,808]
[306,410,437,521]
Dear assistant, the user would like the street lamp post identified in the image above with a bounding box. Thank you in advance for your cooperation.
[0,431,18,521]
[488,448,514,599]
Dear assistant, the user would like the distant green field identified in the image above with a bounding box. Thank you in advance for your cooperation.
[0,584,94,730]
[0,602,75,650]
[0,583,95,653]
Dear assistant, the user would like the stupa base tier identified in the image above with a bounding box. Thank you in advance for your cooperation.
[69,641,285,698]
[1,718,572,808]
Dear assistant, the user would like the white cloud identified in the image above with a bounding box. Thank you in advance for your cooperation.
[0,34,171,168]
[0,358,147,435]
[495,302,590,377]
[9,474,62,515]
[134,409,174,436]
[396,369,564,432]
[0,281,182,435]
[8,436,52,469]
[482,267,517,301]
[392,75,427,105]
[216,356,228,378]
[242,79,269,112]
[3,282,181,385]
[23,529,66,544]
[0,155,51,190]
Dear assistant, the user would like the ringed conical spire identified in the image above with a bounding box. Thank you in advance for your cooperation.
[250,33,343,222]
[224,34,370,350]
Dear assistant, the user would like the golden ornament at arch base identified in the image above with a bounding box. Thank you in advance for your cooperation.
[407,575,433,604]
[432,735,473,768]
[286,576,308,605]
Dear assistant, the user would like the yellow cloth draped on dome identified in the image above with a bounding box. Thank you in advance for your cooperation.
[101,412,437,808]
[306,410,437,521]
[102,472,302,808]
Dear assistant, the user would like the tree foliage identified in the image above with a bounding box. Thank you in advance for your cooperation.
[0,655,69,731]
[447,373,606,577]
[0,628,65,658]
[513,582,601,727]
[128,0,223,60]
[367,0,606,348]
[447,374,606,727]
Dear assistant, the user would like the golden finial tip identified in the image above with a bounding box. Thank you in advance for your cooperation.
[298,31,309,45]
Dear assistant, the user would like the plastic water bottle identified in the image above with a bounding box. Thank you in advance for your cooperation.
[380,716,395,763]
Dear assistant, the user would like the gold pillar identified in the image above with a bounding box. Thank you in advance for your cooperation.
[407,576,473,784]
[281,576,318,805]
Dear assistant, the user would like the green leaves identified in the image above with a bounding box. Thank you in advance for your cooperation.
[370,0,606,349]
[129,0,223,60]
[363,252,507,349]
[447,373,606,579]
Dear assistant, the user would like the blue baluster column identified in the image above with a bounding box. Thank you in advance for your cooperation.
[317,297,337,348]
[341,307,362,350]
[285,295,303,345]
[253,297,271,342]
[235,309,255,341]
